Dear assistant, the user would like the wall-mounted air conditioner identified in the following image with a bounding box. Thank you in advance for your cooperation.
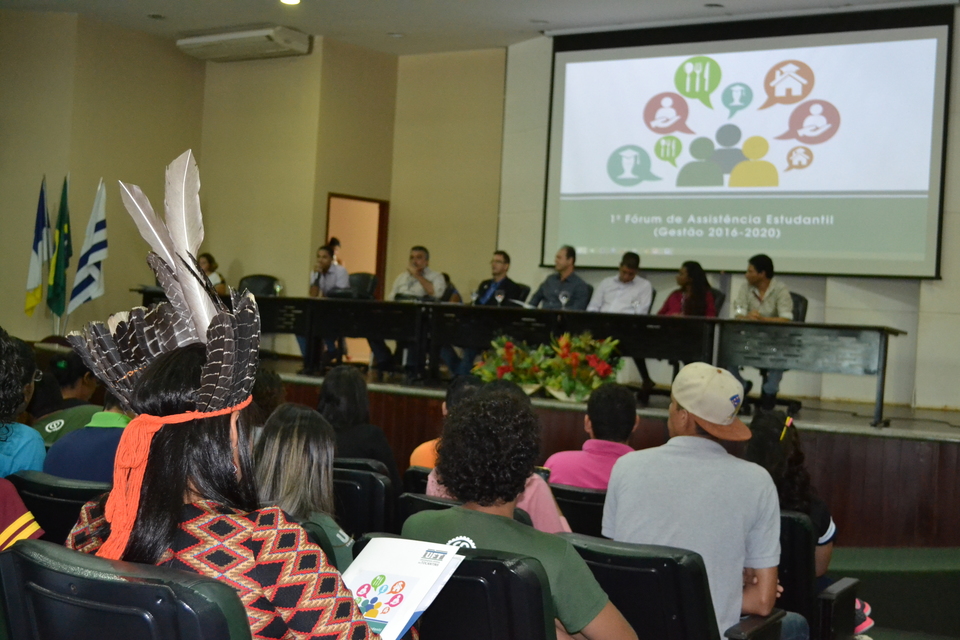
[176,27,311,62]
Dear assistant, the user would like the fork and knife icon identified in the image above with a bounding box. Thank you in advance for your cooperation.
[683,60,710,93]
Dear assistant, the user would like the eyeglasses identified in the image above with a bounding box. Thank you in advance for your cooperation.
[32,369,42,383]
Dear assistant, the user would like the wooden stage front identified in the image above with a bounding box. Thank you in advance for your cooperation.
[282,373,960,548]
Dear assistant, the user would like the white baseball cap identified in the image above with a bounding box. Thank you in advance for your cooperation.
[672,362,751,441]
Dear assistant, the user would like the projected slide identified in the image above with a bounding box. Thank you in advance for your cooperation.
[546,24,948,277]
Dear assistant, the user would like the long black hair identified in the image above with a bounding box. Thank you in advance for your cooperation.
[0,336,24,423]
[681,260,711,317]
[743,409,815,513]
[120,344,259,564]
[317,365,370,429]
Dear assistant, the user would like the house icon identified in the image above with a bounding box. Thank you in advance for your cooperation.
[770,63,808,97]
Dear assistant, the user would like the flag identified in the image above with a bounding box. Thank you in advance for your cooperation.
[24,178,52,316]
[67,179,108,315]
[47,176,73,317]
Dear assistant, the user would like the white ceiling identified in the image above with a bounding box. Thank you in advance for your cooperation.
[0,0,949,55]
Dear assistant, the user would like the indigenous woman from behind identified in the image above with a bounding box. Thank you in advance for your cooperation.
[254,403,354,570]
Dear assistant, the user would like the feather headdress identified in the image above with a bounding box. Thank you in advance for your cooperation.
[67,150,260,560]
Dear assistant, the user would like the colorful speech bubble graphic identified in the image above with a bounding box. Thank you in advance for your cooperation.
[674,56,722,108]
[785,146,814,171]
[758,60,814,110]
[643,92,694,135]
[607,145,660,186]
[775,100,840,143]
[654,136,682,167]
[721,83,753,118]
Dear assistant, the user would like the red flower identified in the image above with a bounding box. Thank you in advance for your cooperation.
[531,365,540,373]
[567,352,581,369]
[595,361,613,377]
[496,365,513,379]
[504,341,515,350]
[586,354,600,368]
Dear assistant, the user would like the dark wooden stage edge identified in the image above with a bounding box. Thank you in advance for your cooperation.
[283,377,960,548]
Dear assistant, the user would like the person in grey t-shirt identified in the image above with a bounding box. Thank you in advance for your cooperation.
[529,245,591,310]
[604,363,809,640]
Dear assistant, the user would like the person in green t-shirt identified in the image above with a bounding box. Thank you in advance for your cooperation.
[402,392,637,640]
[253,403,354,571]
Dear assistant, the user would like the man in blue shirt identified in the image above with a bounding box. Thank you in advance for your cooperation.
[529,246,591,310]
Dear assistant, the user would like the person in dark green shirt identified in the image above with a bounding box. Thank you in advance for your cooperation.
[402,392,636,640]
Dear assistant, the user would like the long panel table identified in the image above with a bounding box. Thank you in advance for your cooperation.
[232,296,906,424]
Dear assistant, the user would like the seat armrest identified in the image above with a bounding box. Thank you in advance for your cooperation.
[817,577,859,640]
[724,609,786,640]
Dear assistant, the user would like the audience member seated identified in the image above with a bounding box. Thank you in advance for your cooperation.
[25,369,63,425]
[543,383,637,490]
[31,352,100,445]
[452,250,528,375]
[409,375,483,469]
[0,477,44,548]
[427,380,571,534]
[368,245,445,380]
[317,365,402,491]
[730,254,794,411]
[10,338,39,425]
[403,391,637,640]
[0,335,46,477]
[44,392,131,482]
[254,403,354,571]
[587,252,652,315]
[604,363,809,640]
[197,252,227,296]
[529,245,591,310]
[657,261,717,317]
[66,345,376,639]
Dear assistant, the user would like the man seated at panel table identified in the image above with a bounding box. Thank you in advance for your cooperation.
[529,245,591,310]
[298,244,350,370]
[368,245,446,381]
[543,383,637,490]
[604,363,809,640]
[730,253,793,411]
[586,252,653,315]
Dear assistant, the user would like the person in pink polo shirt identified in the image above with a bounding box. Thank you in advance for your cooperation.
[544,383,638,490]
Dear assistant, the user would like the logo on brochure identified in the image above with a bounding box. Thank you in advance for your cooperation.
[420,549,448,566]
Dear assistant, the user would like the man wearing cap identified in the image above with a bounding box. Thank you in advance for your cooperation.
[604,363,805,639]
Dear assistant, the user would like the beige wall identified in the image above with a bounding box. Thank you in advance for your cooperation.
[389,49,506,297]
[0,12,204,340]
[312,38,398,253]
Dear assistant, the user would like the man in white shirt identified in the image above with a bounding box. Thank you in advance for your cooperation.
[587,252,653,314]
[369,246,446,381]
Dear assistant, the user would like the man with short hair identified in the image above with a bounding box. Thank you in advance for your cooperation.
[543,383,637,490]
[587,252,653,314]
[474,251,527,306]
[44,393,133,483]
[731,254,794,409]
[604,363,805,639]
[308,244,349,298]
[529,245,591,310]
[369,246,446,380]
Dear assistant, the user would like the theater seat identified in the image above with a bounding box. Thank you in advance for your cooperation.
[549,483,606,538]
[533,466,551,483]
[332,467,395,536]
[359,533,557,640]
[333,457,389,476]
[397,493,533,529]
[8,471,110,546]
[560,532,785,640]
[403,465,431,494]
[237,275,282,298]
[516,284,531,303]
[779,511,858,640]
[0,539,252,640]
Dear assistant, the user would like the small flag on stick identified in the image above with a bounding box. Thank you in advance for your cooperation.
[67,179,108,315]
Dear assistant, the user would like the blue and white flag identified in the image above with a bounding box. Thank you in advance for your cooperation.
[67,179,108,315]
[25,178,52,316]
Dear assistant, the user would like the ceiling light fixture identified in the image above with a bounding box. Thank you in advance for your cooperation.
[147,13,165,20]
[280,0,300,5]
[387,32,404,38]
[530,19,550,25]
[704,3,725,7]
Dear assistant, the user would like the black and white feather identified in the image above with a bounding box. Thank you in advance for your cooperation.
[68,150,260,413]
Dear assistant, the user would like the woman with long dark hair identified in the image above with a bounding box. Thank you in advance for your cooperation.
[657,261,717,317]
[254,403,354,569]
[317,366,401,490]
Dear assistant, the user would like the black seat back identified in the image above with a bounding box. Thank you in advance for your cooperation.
[398,493,461,529]
[561,532,722,640]
[238,275,281,298]
[711,287,727,315]
[778,511,817,624]
[403,465,431,494]
[419,547,557,640]
[647,288,657,314]
[0,539,252,640]
[334,457,389,476]
[585,283,594,302]
[8,471,110,546]
[332,468,393,536]
[348,273,378,299]
[516,284,531,303]
[549,484,606,538]
[790,292,808,322]
[533,466,551,483]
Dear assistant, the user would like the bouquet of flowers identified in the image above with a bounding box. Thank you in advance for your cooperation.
[472,336,545,386]
[539,332,620,402]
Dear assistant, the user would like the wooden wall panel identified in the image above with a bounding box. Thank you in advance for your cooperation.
[284,381,960,547]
